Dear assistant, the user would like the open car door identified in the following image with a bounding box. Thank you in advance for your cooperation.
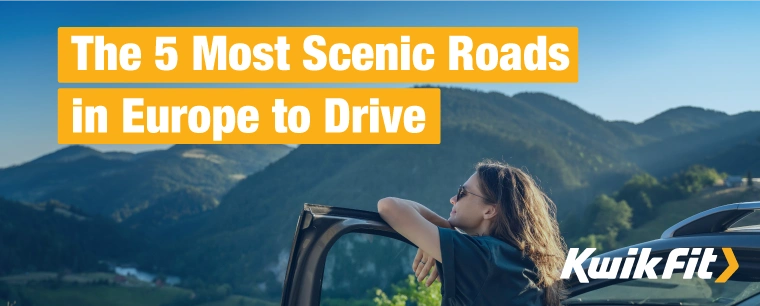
[280,204,413,306]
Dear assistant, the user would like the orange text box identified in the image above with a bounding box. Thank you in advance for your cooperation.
[58,27,578,83]
[58,88,440,144]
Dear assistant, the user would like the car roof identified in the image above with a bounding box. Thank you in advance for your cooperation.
[585,201,760,268]
[660,201,760,239]
[592,232,760,261]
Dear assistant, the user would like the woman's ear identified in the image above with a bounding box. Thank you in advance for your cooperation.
[483,205,498,220]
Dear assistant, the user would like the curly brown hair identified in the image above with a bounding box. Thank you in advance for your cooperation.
[475,160,568,306]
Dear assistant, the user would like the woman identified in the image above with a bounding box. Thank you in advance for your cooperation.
[377,160,567,306]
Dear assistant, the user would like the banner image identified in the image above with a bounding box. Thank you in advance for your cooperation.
[1,2,759,306]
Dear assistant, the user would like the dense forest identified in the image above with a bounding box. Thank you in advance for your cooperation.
[0,198,143,275]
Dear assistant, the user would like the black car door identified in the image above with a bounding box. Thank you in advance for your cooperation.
[280,204,415,306]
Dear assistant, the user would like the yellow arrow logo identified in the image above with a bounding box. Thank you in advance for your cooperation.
[715,248,738,283]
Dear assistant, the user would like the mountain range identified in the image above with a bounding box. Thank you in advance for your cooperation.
[0,144,292,227]
[1,87,758,300]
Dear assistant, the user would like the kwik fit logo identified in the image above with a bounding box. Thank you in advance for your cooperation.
[560,248,739,283]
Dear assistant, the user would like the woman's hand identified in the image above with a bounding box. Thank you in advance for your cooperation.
[412,248,440,287]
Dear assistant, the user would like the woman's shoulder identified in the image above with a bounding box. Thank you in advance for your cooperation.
[477,235,520,253]
[439,228,534,268]
[478,236,536,267]
[442,229,522,256]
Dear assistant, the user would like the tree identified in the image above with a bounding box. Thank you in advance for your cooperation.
[628,191,653,226]
[615,174,661,223]
[574,234,605,252]
[374,275,442,306]
[588,195,633,235]
[580,195,632,250]
[667,165,724,197]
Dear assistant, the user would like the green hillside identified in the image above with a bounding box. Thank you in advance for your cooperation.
[627,111,760,177]
[512,92,647,149]
[30,145,137,163]
[620,186,760,246]
[438,88,636,179]
[608,106,733,150]
[699,142,760,175]
[0,145,292,224]
[0,197,144,275]
[122,187,219,232]
[632,106,730,139]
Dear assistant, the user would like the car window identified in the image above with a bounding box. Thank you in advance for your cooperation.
[730,210,760,230]
[564,272,760,306]
[318,233,419,306]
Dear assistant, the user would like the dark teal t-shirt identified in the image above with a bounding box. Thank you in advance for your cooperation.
[434,227,543,306]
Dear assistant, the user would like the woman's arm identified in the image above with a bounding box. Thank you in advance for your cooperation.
[377,197,450,262]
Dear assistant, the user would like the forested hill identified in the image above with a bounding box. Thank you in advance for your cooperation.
[0,144,292,226]
[0,197,143,275]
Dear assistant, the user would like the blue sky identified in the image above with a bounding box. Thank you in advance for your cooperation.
[0,1,759,167]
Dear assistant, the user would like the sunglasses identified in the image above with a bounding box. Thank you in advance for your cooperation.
[456,185,488,202]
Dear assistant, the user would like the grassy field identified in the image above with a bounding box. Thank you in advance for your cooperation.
[0,272,119,285]
[1,283,280,306]
[197,295,278,306]
[620,186,760,246]
[18,285,193,306]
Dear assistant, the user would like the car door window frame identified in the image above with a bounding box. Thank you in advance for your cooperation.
[280,204,414,306]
